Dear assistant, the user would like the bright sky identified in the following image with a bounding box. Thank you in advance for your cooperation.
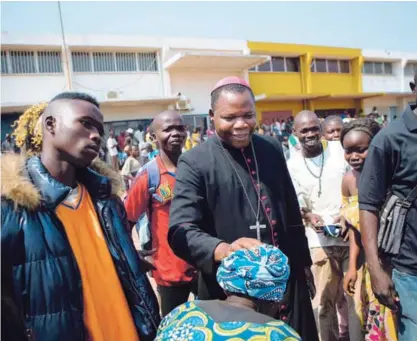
[1,1,416,51]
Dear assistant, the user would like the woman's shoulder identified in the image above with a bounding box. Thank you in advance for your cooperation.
[155,301,207,340]
[264,320,302,340]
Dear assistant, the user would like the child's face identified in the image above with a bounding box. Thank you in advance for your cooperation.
[342,130,371,172]
[323,121,343,141]
[131,147,139,157]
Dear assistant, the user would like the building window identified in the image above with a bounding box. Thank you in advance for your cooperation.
[72,52,92,72]
[2,50,63,74]
[363,61,393,75]
[384,62,393,75]
[115,52,136,72]
[38,51,62,73]
[315,59,327,72]
[404,62,417,76]
[339,60,350,73]
[71,51,158,73]
[250,57,300,73]
[1,51,8,74]
[363,62,373,74]
[138,52,158,72]
[257,61,271,72]
[92,52,116,72]
[10,51,36,74]
[311,58,351,74]
[286,58,300,72]
[271,57,285,72]
[327,59,339,73]
[374,62,383,74]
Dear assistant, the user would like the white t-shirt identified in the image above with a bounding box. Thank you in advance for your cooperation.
[134,130,144,145]
[139,141,151,157]
[287,141,349,249]
[106,137,119,157]
[121,156,141,176]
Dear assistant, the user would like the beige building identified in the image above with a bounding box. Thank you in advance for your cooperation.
[1,32,267,138]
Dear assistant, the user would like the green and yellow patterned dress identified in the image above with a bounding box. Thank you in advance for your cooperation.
[155,301,301,341]
[341,195,398,341]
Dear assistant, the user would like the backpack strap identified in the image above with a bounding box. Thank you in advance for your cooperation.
[145,158,160,227]
[402,183,417,209]
[134,159,160,251]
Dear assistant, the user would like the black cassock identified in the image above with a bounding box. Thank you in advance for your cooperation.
[168,134,318,341]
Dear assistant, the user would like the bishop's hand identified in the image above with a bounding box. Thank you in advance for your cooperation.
[214,238,262,262]
[228,238,263,255]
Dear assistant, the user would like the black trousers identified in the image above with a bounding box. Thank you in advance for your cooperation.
[157,281,198,317]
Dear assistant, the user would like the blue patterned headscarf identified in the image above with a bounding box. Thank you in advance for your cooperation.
[216,244,290,302]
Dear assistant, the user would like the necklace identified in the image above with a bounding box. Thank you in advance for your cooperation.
[303,147,325,197]
[217,136,266,241]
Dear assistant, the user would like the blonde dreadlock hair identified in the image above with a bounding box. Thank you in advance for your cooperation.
[12,92,100,156]
[12,103,48,156]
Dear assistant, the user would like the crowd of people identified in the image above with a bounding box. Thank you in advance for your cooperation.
[97,122,211,191]
[1,74,416,341]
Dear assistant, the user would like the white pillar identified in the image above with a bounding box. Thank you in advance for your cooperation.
[400,58,408,92]
[242,69,250,83]
[156,50,165,97]
[160,46,172,97]
[61,45,73,91]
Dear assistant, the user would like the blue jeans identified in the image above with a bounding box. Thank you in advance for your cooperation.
[392,268,417,341]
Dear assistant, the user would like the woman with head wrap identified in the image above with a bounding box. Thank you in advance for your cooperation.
[155,244,301,340]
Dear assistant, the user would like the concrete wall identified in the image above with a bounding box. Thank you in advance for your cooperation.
[404,75,415,92]
[249,73,303,96]
[362,74,400,92]
[1,33,248,113]
[361,49,417,118]
[362,59,403,92]
[1,75,68,105]
[72,73,163,102]
[363,97,410,119]
[362,49,417,93]
[311,73,359,94]
[101,104,168,122]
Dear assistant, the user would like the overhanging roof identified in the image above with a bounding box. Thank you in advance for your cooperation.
[375,92,414,99]
[100,96,179,107]
[1,102,38,113]
[164,51,270,70]
[254,92,386,103]
[1,97,179,112]
[255,93,328,102]
[327,92,384,100]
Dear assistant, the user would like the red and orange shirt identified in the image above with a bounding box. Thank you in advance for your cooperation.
[124,156,196,286]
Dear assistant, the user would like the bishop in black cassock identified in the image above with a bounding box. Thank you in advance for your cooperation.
[168,77,318,341]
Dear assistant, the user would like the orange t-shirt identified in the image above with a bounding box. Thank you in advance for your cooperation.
[56,183,139,341]
[125,156,196,286]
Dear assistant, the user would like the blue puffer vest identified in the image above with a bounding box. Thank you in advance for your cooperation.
[1,155,160,341]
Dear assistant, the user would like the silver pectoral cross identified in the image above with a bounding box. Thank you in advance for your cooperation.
[250,221,267,241]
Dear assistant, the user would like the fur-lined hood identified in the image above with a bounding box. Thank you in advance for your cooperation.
[1,153,124,210]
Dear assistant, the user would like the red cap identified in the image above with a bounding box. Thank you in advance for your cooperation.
[211,76,251,94]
